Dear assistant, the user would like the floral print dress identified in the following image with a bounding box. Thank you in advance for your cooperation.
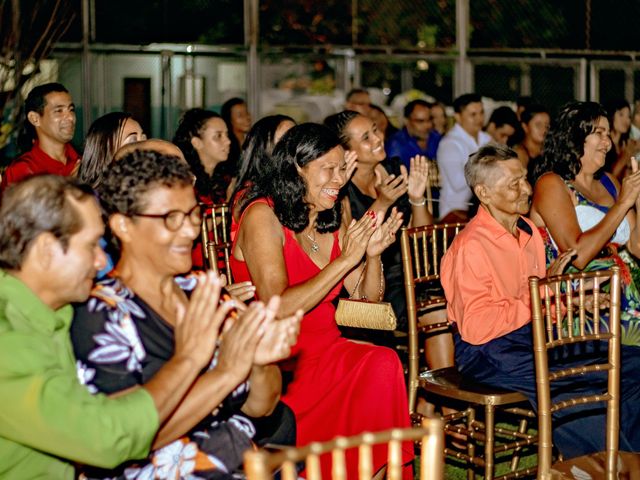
[71,276,254,480]
[540,175,640,346]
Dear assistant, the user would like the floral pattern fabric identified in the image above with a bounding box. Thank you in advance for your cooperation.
[71,276,254,480]
[541,177,640,346]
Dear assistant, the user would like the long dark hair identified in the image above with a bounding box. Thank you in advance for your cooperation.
[219,97,246,177]
[324,110,359,149]
[173,108,227,203]
[243,123,343,233]
[232,114,294,209]
[79,112,133,189]
[532,101,607,185]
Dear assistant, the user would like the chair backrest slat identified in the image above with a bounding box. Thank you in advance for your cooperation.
[357,443,373,480]
[387,438,402,480]
[282,461,297,480]
[331,448,346,480]
[306,453,322,480]
[200,203,232,280]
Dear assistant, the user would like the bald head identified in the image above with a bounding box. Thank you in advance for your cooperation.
[114,138,185,162]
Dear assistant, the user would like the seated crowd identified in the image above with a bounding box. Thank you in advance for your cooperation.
[2,81,640,479]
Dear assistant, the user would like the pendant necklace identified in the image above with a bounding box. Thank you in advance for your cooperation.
[305,229,320,253]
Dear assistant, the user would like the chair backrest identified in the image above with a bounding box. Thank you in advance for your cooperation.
[529,267,621,479]
[200,203,232,280]
[244,418,444,480]
[400,223,466,415]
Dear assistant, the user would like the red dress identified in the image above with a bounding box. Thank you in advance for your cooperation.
[230,199,413,479]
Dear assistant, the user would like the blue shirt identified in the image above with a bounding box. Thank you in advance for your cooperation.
[385,127,442,168]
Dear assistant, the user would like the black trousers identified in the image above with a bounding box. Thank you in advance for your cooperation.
[454,323,640,458]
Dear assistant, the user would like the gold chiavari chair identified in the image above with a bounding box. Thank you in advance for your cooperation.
[529,267,640,479]
[401,223,537,480]
[244,418,444,480]
[200,203,232,280]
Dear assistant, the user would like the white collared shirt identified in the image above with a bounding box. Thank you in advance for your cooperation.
[436,123,491,219]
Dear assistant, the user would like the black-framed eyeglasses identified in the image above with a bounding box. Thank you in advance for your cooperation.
[132,204,202,232]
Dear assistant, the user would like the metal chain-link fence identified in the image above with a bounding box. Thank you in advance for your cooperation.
[14,0,640,150]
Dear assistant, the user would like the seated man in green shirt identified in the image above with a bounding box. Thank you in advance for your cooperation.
[0,175,242,479]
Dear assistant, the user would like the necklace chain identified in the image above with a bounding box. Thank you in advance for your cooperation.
[305,230,320,253]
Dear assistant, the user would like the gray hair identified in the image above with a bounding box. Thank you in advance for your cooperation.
[464,143,519,189]
[0,175,94,270]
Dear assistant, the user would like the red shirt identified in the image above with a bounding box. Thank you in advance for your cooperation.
[441,206,547,345]
[1,142,80,190]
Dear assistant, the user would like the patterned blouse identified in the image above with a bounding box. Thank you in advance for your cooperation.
[71,276,253,480]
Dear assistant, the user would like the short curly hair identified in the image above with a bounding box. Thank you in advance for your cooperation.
[243,123,343,233]
[531,101,607,185]
[0,175,94,270]
[98,150,194,217]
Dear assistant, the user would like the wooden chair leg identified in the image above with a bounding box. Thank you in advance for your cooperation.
[510,417,528,472]
[484,404,495,480]
[420,309,454,371]
[467,407,476,480]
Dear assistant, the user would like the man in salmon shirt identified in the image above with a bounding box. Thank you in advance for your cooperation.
[441,143,640,458]
[1,83,79,190]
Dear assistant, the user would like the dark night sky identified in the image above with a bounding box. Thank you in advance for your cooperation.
[57,0,640,51]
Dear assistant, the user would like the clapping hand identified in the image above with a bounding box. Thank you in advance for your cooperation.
[253,296,302,366]
[216,300,268,382]
[374,167,408,210]
[172,271,235,369]
[340,212,377,267]
[221,275,256,303]
[546,248,577,277]
[403,155,429,202]
[344,150,358,182]
[366,208,404,257]
[619,158,640,209]
[632,157,640,210]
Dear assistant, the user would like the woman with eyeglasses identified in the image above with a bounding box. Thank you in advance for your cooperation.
[70,150,301,480]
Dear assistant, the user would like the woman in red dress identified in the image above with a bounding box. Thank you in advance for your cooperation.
[230,123,413,479]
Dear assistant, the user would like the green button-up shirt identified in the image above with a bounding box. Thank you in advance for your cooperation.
[0,271,159,479]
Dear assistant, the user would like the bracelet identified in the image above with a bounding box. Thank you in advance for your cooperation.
[408,197,426,206]
[378,260,385,301]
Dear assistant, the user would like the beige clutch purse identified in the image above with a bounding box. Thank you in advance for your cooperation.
[335,298,397,330]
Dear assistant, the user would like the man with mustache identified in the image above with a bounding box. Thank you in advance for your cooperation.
[1,83,79,190]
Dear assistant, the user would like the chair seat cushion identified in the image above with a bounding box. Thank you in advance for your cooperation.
[419,367,529,405]
[550,451,640,479]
